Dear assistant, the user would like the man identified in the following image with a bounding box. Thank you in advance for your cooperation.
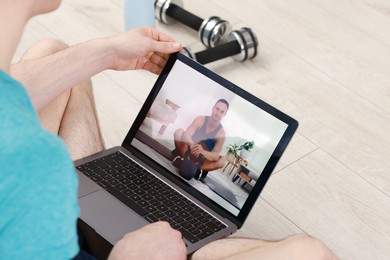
[0,0,338,259]
[172,99,229,180]
[1,0,184,259]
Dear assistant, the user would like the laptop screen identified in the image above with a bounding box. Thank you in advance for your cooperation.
[125,53,297,222]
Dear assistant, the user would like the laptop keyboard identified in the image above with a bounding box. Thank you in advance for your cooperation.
[76,151,227,244]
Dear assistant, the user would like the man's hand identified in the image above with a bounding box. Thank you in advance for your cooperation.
[190,143,205,158]
[108,221,186,260]
[107,26,182,74]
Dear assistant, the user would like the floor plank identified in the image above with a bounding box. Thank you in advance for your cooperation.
[211,0,390,114]
[234,198,303,240]
[263,149,390,259]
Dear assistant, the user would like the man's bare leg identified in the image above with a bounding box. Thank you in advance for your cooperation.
[12,39,104,160]
[202,156,225,171]
[57,81,105,160]
[173,128,188,157]
[173,129,225,167]
[191,234,338,260]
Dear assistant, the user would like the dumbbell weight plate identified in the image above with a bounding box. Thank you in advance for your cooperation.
[228,27,259,62]
[199,16,231,47]
[154,0,184,24]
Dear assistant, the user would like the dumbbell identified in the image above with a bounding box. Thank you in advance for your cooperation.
[154,0,231,47]
[183,27,259,65]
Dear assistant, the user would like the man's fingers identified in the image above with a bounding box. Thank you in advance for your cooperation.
[152,41,182,54]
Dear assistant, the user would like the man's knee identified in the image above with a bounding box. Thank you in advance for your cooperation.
[174,128,184,139]
[285,234,337,260]
[22,38,69,59]
[216,156,226,169]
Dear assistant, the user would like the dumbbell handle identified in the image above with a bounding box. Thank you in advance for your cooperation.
[195,41,241,64]
[185,27,259,65]
[166,4,203,31]
[155,0,231,47]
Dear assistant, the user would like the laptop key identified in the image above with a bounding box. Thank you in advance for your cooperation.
[115,184,127,191]
[106,187,147,216]
[205,222,223,232]
[129,194,141,202]
[97,180,111,189]
[197,216,209,223]
[119,178,131,185]
[165,210,177,218]
[137,199,149,208]
[112,164,123,170]
[156,205,169,212]
[171,215,185,224]
[93,160,110,169]
[81,169,95,177]
[134,188,146,196]
[153,211,165,219]
[122,189,134,197]
[76,165,88,172]
[144,214,158,223]
[91,168,105,176]
[144,205,157,213]
[148,189,159,196]
[159,216,172,222]
[104,168,116,175]
[149,199,161,207]
[180,222,193,230]
[178,229,199,244]
[107,179,120,186]
[178,211,190,219]
[126,183,138,190]
[171,223,181,230]
[164,200,175,207]
[196,228,214,240]
[142,194,153,201]
[84,162,99,170]
[100,174,112,181]
[90,175,102,182]
[188,227,201,236]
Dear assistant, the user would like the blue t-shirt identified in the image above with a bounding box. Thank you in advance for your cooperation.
[0,70,80,259]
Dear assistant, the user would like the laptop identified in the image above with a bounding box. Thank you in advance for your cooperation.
[74,52,298,254]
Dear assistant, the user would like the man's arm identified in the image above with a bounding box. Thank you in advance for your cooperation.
[181,116,204,146]
[199,128,226,161]
[183,119,225,162]
[212,128,226,156]
[11,27,181,110]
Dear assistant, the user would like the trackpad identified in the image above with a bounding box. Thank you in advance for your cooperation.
[79,189,148,244]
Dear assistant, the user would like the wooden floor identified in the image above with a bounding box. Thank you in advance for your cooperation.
[15,0,390,259]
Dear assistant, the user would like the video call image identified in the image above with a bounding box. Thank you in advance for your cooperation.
[132,61,288,216]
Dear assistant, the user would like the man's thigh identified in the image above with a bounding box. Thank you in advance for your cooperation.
[15,39,72,135]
